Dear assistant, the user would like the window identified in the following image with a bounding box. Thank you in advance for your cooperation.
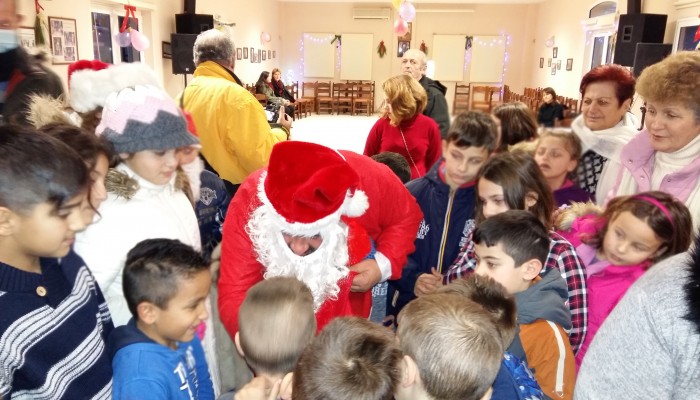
[589,1,616,18]
[90,5,144,64]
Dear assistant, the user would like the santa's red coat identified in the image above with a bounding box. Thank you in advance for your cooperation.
[218,150,422,335]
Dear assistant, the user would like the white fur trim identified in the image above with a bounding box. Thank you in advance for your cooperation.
[342,189,368,217]
[69,63,160,113]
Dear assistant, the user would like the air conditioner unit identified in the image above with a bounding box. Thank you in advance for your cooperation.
[352,8,391,20]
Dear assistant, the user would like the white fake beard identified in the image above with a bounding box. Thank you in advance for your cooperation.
[246,203,350,311]
[181,158,204,202]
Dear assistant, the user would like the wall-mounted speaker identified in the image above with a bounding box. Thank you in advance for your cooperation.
[633,43,672,77]
[613,13,667,66]
[171,33,197,75]
[175,13,214,34]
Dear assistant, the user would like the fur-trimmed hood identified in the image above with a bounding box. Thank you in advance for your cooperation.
[106,165,193,204]
[553,201,602,232]
[684,233,700,335]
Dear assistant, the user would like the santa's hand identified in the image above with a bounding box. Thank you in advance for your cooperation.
[414,268,443,297]
[348,259,382,292]
[235,376,281,400]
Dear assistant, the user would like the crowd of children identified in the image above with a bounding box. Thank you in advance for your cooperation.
[1,47,699,400]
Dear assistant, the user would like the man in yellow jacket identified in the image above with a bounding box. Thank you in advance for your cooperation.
[180,29,291,195]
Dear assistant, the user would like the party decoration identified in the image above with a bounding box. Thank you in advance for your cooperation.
[399,2,416,22]
[545,36,555,48]
[330,34,342,47]
[260,31,271,43]
[377,40,387,58]
[419,40,427,55]
[695,14,700,42]
[115,31,131,47]
[391,0,402,10]
[130,29,150,51]
[33,0,46,46]
[394,18,409,37]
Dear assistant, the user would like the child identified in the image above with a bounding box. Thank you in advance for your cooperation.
[438,275,544,400]
[74,84,201,327]
[224,277,316,399]
[370,152,411,184]
[445,151,588,355]
[293,317,401,400]
[534,130,592,207]
[472,210,576,399]
[387,111,497,318]
[38,122,114,223]
[555,191,692,368]
[395,284,505,400]
[0,126,113,398]
[110,238,214,399]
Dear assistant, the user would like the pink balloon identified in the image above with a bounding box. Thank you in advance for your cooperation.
[394,18,409,36]
[260,32,271,43]
[115,31,131,47]
[130,29,150,51]
[399,2,416,22]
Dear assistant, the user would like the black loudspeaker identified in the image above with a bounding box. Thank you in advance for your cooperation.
[175,13,214,34]
[633,43,672,77]
[171,33,197,75]
[613,13,667,66]
[184,0,196,14]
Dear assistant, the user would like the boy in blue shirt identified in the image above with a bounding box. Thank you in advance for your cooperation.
[387,111,497,318]
[0,126,113,398]
[109,238,215,399]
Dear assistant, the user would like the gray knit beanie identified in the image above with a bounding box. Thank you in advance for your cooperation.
[95,84,199,153]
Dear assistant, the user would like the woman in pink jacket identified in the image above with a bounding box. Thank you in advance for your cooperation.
[556,191,691,369]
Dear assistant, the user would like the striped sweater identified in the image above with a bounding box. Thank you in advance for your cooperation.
[0,249,114,399]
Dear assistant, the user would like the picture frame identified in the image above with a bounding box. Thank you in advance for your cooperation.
[552,47,558,58]
[267,50,271,59]
[539,57,544,68]
[250,47,255,59]
[48,17,78,64]
[18,26,36,49]
[673,16,700,52]
[397,40,410,57]
[236,47,242,60]
[398,22,412,41]
[547,58,552,67]
[566,58,573,71]
[161,41,172,59]
[551,65,556,75]
[262,50,266,61]
[556,59,562,70]
[257,49,261,62]
[243,47,249,59]
[273,50,276,58]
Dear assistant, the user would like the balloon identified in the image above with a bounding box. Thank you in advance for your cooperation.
[394,18,409,37]
[545,36,555,48]
[260,31,271,43]
[399,2,416,22]
[115,31,131,47]
[130,29,150,51]
[391,0,401,10]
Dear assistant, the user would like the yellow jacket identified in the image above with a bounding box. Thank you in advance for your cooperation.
[179,61,287,184]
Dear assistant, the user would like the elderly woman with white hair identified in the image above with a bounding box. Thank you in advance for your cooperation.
[602,51,700,230]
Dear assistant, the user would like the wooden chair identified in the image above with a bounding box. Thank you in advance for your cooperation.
[316,81,334,114]
[470,86,492,112]
[488,86,503,110]
[352,82,375,116]
[286,81,310,119]
[301,81,317,114]
[453,83,470,115]
[333,83,354,115]
[254,93,268,107]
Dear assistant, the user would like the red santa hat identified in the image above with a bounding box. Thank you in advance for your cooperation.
[67,60,160,113]
[257,141,369,235]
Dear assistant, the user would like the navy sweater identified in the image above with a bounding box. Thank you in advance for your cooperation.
[0,249,114,399]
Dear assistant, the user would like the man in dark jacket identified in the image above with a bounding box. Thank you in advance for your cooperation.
[0,0,64,125]
[401,49,450,139]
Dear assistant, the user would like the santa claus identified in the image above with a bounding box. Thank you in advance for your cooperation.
[218,141,422,335]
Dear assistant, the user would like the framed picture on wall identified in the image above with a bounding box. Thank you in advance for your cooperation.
[237,48,242,60]
[273,50,276,58]
[257,49,261,62]
[398,22,412,41]
[539,57,544,68]
[267,50,271,59]
[551,65,556,75]
[398,40,410,57]
[243,47,248,59]
[161,41,172,59]
[48,17,78,64]
[547,58,552,67]
[556,59,562,70]
[673,16,700,52]
[250,47,255,59]
[262,51,266,61]
[18,26,36,49]
[552,47,558,58]
[566,58,573,71]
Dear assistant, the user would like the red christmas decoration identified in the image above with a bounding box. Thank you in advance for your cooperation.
[377,40,387,58]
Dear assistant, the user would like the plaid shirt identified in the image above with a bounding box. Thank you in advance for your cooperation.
[444,223,588,354]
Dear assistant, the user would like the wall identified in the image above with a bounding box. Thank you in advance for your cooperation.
[278,2,537,113]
